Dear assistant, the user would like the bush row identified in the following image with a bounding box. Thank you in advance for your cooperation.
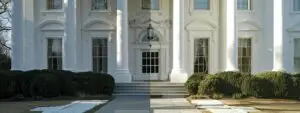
[185,71,300,99]
[0,70,115,99]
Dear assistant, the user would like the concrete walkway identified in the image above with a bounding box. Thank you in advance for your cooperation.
[96,96,202,113]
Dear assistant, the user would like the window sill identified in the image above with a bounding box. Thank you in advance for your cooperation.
[89,10,112,15]
[289,11,300,14]
[237,10,255,13]
[189,10,212,16]
[41,10,64,16]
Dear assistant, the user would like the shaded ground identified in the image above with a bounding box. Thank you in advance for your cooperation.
[96,95,202,113]
[220,98,300,113]
[0,100,71,113]
[0,96,114,113]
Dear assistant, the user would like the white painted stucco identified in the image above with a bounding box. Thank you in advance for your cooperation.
[11,0,300,83]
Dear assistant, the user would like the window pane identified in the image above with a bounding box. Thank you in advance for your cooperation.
[194,39,209,73]
[238,39,252,73]
[194,0,209,10]
[92,38,108,73]
[47,38,62,70]
[294,0,300,11]
[47,0,62,9]
[92,0,108,10]
[142,0,160,10]
[237,0,251,10]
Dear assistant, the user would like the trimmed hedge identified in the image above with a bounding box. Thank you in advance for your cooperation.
[290,74,300,98]
[0,71,17,98]
[241,76,273,98]
[256,71,294,98]
[214,71,251,95]
[198,76,225,95]
[184,73,207,95]
[30,73,60,97]
[186,71,300,99]
[75,72,115,95]
[0,70,115,99]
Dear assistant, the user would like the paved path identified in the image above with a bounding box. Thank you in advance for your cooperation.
[96,96,202,113]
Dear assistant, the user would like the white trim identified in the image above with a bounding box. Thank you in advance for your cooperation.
[139,0,162,12]
[237,0,254,12]
[290,0,300,14]
[187,30,218,74]
[189,0,213,15]
[89,0,112,15]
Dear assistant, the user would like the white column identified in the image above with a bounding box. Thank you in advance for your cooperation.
[63,0,77,71]
[272,0,290,72]
[11,0,23,70]
[170,0,188,83]
[116,0,131,83]
[225,0,239,71]
[22,0,35,70]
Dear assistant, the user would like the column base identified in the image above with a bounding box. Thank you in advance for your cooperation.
[115,69,132,83]
[225,67,239,72]
[272,67,286,72]
[170,68,188,83]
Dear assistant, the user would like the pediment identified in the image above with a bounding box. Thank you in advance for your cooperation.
[186,20,217,31]
[83,19,115,30]
[39,20,64,31]
[287,23,300,32]
[238,21,260,31]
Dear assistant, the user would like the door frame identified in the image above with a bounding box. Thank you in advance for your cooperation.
[133,44,169,81]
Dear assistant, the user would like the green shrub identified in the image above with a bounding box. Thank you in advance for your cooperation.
[241,76,273,98]
[198,76,225,95]
[75,72,115,95]
[50,70,76,96]
[256,71,294,97]
[290,74,300,98]
[16,70,42,97]
[0,71,17,98]
[184,73,207,95]
[30,73,60,98]
[214,71,251,95]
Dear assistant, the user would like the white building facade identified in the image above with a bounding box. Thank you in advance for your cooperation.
[11,0,300,83]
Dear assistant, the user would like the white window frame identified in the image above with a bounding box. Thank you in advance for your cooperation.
[193,38,210,73]
[291,0,300,13]
[294,38,300,73]
[90,0,111,12]
[46,0,63,10]
[237,0,253,11]
[92,37,108,73]
[193,0,210,10]
[140,0,162,11]
[189,0,213,15]
[46,37,63,70]
[238,38,252,73]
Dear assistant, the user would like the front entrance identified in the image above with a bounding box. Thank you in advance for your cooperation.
[135,49,161,81]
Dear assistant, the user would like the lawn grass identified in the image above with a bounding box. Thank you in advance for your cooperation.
[0,96,115,113]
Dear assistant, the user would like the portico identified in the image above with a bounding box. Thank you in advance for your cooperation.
[11,0,298,83]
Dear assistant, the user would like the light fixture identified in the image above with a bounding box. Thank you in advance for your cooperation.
[147,24,154,48]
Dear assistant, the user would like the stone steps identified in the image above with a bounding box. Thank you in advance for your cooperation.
[113,82,188,97]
